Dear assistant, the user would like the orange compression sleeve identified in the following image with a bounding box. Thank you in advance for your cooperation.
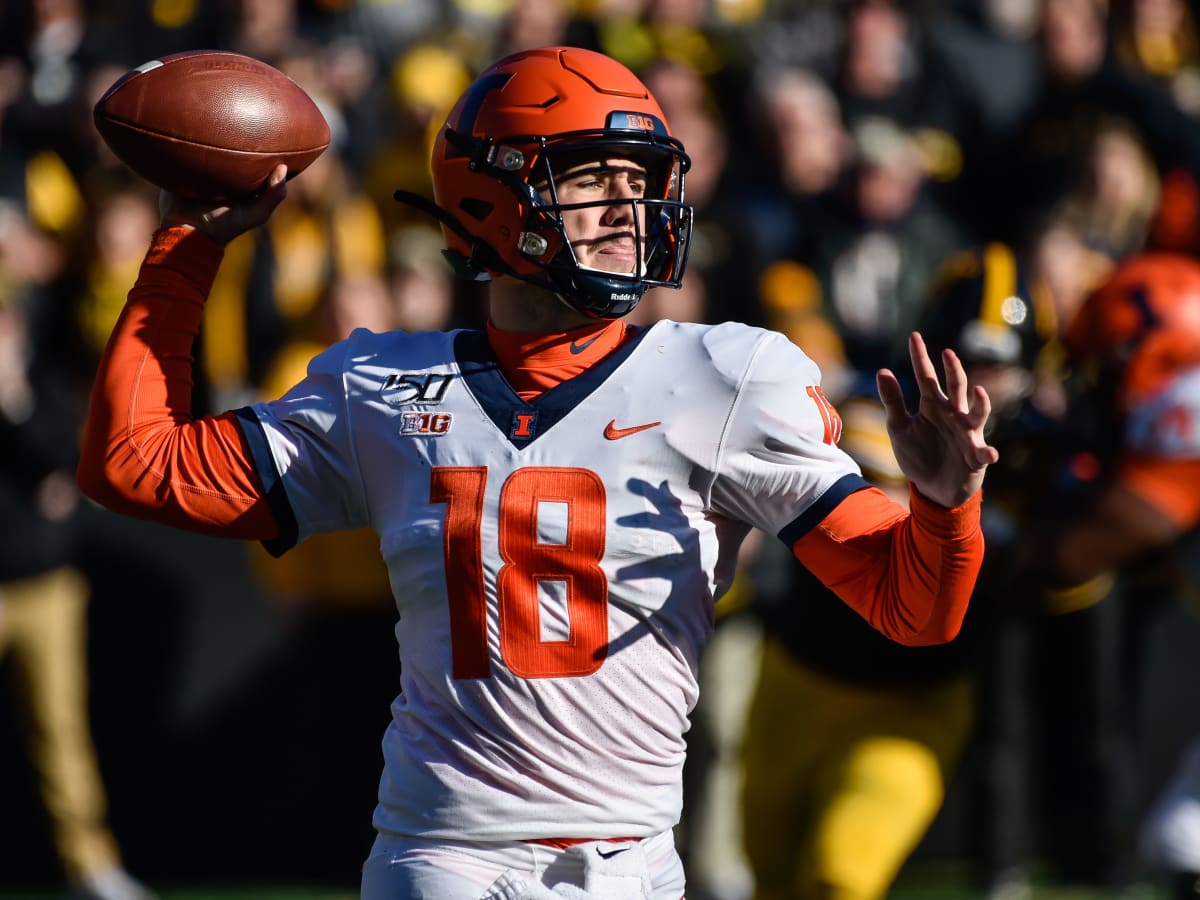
[791,486,984,645]
[76,226,279,540]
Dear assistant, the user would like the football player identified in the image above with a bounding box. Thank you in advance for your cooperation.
[76,47,996,900]
[739,243,1055,900]
[1033,250,1200,896]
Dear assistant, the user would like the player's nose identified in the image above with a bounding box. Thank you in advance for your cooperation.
[608,175,638,200]
[601,187,636,224]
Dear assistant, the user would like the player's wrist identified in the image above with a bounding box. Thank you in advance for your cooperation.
[145,225,224,283]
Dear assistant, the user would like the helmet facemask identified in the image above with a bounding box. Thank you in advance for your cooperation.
[518,138,692,317]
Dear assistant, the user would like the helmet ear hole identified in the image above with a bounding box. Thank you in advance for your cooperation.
[458,198,494,222]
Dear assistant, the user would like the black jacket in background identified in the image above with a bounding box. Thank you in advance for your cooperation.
[0,367,82,582]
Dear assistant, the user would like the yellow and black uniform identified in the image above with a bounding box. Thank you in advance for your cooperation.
[740,397,994,900]
[739,243,1060,900]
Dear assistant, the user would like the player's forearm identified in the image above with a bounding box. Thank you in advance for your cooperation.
[791,486,984,645]
[77,227,279,539]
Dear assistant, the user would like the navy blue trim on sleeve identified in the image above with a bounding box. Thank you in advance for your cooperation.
[232,406,299,558]
[777,472,873,547]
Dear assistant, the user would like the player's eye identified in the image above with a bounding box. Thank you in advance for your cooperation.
[559,172,601,193]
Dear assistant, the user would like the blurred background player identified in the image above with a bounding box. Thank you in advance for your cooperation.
[1033,247,1200,896]
[739,394,974,900]
[916,241,1102,898]
[914,237,1155,895]
[0,272,155,900]
[738,241,1055,900]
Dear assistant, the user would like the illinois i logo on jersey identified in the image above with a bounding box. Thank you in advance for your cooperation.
[510,411,538,440]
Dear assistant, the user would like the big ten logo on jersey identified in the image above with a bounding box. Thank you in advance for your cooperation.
[381,372,455,435]
[401,411,452,435]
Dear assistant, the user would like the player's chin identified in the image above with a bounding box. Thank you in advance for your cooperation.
[586,250,639,275]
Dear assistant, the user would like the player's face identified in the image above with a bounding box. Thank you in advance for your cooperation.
[549,156,649,275]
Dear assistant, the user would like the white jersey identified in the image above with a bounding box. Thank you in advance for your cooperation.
[1125,365,1200,459]
[242,318,866,841]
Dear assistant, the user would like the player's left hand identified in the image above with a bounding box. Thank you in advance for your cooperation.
[876,331,999,508]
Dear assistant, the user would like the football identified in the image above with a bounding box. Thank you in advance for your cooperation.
[93,49,331,201]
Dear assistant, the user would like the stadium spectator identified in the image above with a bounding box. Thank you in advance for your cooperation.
[788,114,969,379]
[716,64,851,331]
[982,0,1200,246]
[1041,115,1160,262]
[0,268,156,900]
[1109,0,1200,118]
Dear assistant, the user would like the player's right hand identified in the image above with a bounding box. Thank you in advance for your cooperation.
[158,163,288,245]
[876,330,999,508]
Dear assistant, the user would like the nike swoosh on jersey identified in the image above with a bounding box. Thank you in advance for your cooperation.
[570,333,602,354]
[596,846,631,859]
[604,419,662,440]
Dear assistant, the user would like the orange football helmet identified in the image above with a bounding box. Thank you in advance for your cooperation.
[1067,251,1200,408]
[405,46,692,318]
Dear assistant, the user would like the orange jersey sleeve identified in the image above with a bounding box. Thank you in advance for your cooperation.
[1117,455,1200,531]
[76,226,280,540]
[791,486,984,645]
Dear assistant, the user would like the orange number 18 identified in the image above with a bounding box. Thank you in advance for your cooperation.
[430,466,609,680]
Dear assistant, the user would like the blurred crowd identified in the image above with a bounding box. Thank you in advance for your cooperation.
[4,0,1200,898]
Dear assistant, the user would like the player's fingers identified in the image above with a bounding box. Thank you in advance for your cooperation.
[875,368,909,431]
[907,332,947,403]
[200,166,289,242]
[965,385,999,466]
[972,439,1000,466]
[967,382,993,428]
[941,347,970,412]
[253,165,289,213]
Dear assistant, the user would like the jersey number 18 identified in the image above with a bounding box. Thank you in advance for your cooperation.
[432,466,608,680]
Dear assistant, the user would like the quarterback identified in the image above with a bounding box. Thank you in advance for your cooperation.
[77,48,996,900]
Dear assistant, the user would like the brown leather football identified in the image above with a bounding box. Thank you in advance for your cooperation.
[94,49,331,201]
